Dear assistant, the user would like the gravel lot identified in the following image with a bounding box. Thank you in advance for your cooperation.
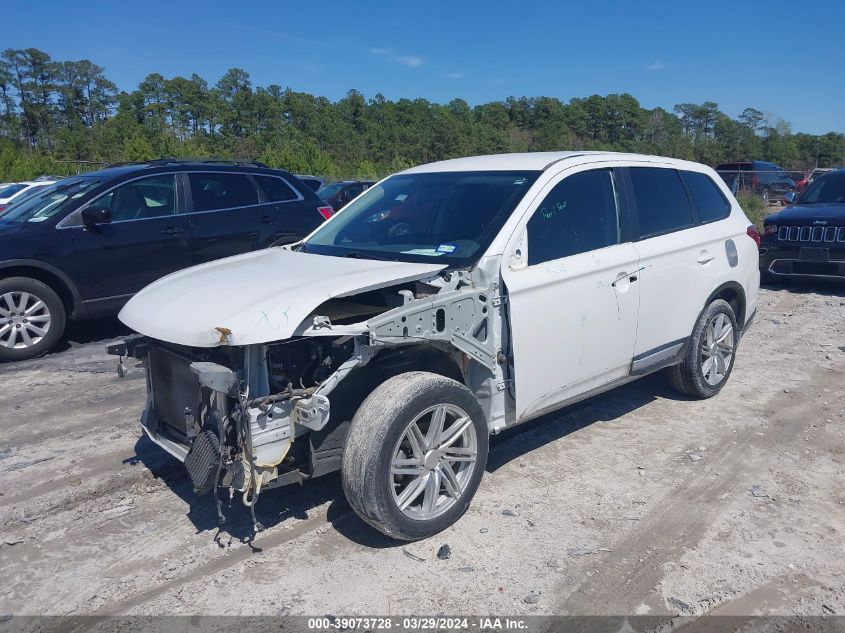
[1,285,843,619]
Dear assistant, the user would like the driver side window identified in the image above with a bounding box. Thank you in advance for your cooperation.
[94,175,177,222]
[526,169,620,265]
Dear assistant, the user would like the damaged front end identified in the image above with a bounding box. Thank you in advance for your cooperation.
[110,251,509,530]
[111,332,364,527]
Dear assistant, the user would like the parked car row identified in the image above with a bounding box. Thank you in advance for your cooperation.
[0,159,333,361]
[3,154,842,365]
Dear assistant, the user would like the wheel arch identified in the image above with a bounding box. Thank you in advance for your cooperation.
[0,260,83,319]
[329,344,467,422]
[308,344,468,475]
[705,281,746,332]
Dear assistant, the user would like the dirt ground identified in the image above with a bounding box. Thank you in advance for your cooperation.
[0,285,843,620]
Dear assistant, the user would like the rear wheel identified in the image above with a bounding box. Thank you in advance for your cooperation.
[667,299,737,399]
[341,372,489,541]
[0,277,66,362]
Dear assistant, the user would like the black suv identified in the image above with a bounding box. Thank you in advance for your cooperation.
[760,168,845,282]
[0,159,333,361]
[715,160,796,204]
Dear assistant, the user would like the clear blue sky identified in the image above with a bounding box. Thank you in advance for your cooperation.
[5,0,844,134]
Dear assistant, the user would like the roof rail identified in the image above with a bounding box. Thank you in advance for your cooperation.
[144,158,270,168]
[101,158,270,169]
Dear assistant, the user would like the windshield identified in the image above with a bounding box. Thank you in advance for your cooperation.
[0,178,102,223]
[800,171,845,204]
[303,170,541,266]
[317,183,344,199]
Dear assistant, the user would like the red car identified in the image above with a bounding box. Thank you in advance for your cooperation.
[795,168,833,192]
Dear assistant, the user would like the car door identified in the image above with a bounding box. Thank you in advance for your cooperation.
[69,173,190,308]
[252,174,322,245]
[501,167,641,422]
[185,171,268,265]
[625,165,721,364]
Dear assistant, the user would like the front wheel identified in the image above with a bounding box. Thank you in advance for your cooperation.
[0,277,66,362]
[341,372,489,541]
[667,299,737,399]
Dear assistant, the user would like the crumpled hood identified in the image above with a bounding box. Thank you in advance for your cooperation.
[119,248,445,347]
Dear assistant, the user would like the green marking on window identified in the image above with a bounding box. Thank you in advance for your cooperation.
[541,200,566,220]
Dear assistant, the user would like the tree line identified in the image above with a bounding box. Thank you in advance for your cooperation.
[1,47,843,182]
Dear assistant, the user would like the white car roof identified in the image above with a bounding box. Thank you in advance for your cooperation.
[400,151,707,174]
[2,181,54,189]
[0,181,56,202]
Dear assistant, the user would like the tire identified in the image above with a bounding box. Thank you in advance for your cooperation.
[341,371,489,541]
[667,299,738,399]
[0,277,66,362]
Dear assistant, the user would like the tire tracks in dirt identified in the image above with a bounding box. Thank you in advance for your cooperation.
[556,330,840,614]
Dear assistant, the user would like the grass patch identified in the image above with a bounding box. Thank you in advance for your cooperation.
[737,192,769,228]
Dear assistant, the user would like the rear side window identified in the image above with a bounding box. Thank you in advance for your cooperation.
[527,169,620,265]
[682,171,730,224]
[629,167,694,238]
[256,175,299,202]
[189,173,259,212]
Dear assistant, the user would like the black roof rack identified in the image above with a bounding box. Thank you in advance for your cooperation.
[103,158,269,169]
[145,158,270,168]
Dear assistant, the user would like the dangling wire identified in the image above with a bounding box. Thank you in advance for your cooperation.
[238,382,265,535]
[212,398,227,527]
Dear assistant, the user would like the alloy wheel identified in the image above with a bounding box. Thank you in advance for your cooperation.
[700,312,734,386]
[0,291,52,350]
[390,404,478,520]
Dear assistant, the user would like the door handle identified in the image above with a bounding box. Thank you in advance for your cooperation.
[696,250,715,265]
[160,226,183,235]
[611,267,643,287]
[259,215,274,224]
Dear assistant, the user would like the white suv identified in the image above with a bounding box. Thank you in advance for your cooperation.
[113,152,760,540]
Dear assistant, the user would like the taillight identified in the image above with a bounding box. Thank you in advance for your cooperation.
[0,204,6,214]
[747,224,761,248]
[317,205,334,220]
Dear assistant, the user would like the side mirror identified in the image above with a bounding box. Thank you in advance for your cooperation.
[81,206,112,226]
[783,191,797,205]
